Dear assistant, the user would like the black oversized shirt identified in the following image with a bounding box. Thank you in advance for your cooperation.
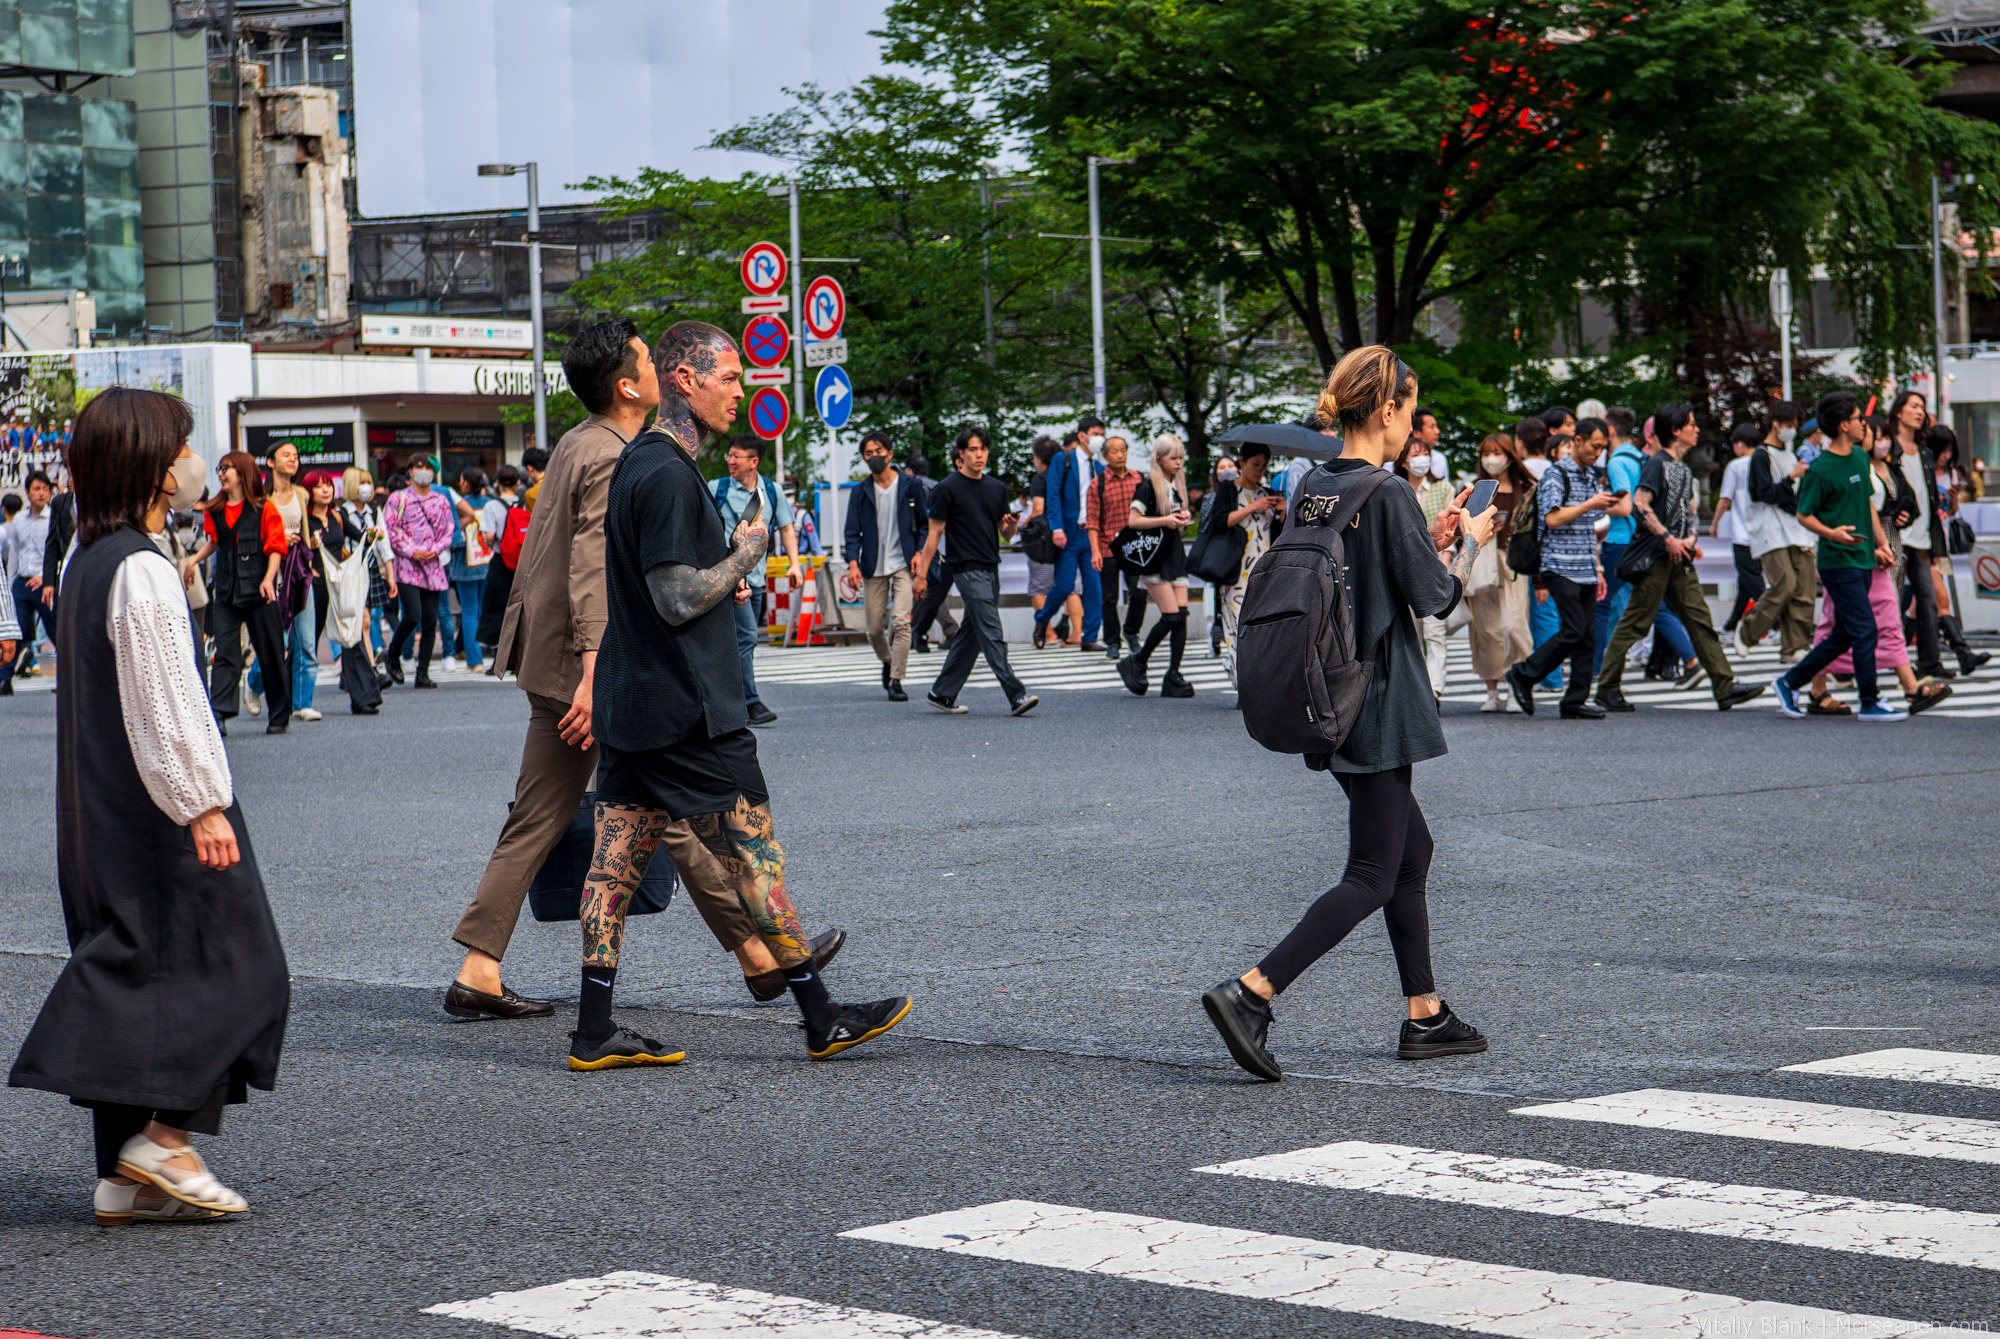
[927,470,1010,568]
[1295,458,1461,774]
[593,430,748,748]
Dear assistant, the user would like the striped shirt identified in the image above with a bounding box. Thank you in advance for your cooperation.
[1536,456,1606,581]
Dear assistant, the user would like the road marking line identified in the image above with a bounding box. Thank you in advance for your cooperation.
[843,1200,1980,1338]
[1514,1088,2000,1164]
[1799,1027,1927,1032]
[424,1270,1027,1338]
[1199,1140,2000,1270]
[1782,1047,2000,1089]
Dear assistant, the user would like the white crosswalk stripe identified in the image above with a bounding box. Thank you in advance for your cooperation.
[426,1271,1028,1338]
[1199,1139,2000,1270]
[842,1200,1984,1339]
[1514,1088,2000,1164]
[1781,1047,2000,1090]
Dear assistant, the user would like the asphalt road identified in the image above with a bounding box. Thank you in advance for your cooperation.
[3,647,1998,1338]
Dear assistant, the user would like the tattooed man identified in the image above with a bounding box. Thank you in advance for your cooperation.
[568,319,912,1070]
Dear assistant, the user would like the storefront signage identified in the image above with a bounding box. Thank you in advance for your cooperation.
[471,363,563,397]
[441,423,503,454]
[247,421,356,465]
[361,314,534,351]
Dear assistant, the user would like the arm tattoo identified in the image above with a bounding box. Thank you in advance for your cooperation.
[1447,535,1481,584]
[647,524,767,626]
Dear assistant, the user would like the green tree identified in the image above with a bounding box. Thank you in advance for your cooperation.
[885,0,2000,379]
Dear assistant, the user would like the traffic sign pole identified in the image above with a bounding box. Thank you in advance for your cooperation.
[787,180,803,504]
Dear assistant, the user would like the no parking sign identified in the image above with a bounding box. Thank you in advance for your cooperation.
[1974,540,2000,599]
[742,314,791,369]
[748,387,791,441]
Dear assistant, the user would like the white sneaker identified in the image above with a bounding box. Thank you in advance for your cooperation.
[294,707,322,722]
[243,686,262,717]
[94,1177,226,1226]
[1480,690,1504,713]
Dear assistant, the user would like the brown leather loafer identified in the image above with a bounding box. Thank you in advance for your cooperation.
[745,928,847,1002]
[444,980,555,1019]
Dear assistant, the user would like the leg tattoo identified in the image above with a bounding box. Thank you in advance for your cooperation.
[581,803,669,969]
[690,800,810,967]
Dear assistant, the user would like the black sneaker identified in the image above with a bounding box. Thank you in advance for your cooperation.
[567,1025,686,1071]
[887,680,908,702]
[1503,664,1535,715]
[1397,1003,1489,1060]
[746,702,779,726]
[1117,655,1148,696]
[807,996,913,1059]
[1010,693,1039,716]
[927,690,969,714]
[1716,683,1766,711]
[1201,979,1282,1081]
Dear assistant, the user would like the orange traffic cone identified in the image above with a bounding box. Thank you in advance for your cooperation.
[795,567,822,646]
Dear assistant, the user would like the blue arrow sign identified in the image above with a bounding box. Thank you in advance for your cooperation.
[815,364,853,429]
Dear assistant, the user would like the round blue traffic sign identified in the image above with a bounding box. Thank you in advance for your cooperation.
[815,364,853,429]
[742,314,790,369]
[748,386,791,440]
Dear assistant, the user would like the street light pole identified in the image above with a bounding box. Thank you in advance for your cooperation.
[479,161,546,457]
[1934,172,1949,414]
[1088,156,1108,421]
[1769,269,1792,405]
[788,177,802,493]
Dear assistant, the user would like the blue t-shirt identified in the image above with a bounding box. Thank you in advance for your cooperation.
[1605,443,1644,545]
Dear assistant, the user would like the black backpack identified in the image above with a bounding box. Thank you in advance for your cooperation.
[1504,467,1567,576]
[1235,467,1389,754]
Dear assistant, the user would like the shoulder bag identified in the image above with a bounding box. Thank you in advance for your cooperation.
[526,793,678,922]
[1018,512,1058,563]
[1187,480,1249,586]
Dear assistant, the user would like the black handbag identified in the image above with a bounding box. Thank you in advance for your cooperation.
[1949,516,1976,554]
[1187,484,1249,586]
[1018,514,1058,564]
[1615,530,1665,583]
[1116,526,1165,574]
[525,792,678,922]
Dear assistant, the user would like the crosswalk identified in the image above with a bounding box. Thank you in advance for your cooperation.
[748,639,2000,717]
[433,1045,2000,1337]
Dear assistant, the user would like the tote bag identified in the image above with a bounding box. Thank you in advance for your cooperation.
[324,538,371,649]
[525,794,678,922]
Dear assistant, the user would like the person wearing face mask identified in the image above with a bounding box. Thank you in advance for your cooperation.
[9,387,289,1228]
[1399,430,1454,700]
[1464,432,1535,710]
[151,446,208,673]
[384,453,455,688]
[305,468,382,715]
[1737,401,1817,660]
[339,467,397,661]
[843,428,928,701]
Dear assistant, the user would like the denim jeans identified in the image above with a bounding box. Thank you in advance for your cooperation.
[11,574,48,669]
[733,589,764,709]
[1785,566,1880,706]
[450,577,485,668]
[1528,578,1562,689]
[1596,542,1695,674]
[248,586,317,710]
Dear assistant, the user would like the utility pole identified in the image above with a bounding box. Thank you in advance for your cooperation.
[1934,172,1950,414]
[478,160,545,457]
[1087,156,1129,421]
[1215,280,1230,435]
[1769,269,1792,405]
[788,178,803,492]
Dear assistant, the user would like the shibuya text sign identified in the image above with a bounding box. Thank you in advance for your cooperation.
[472,363,563,397]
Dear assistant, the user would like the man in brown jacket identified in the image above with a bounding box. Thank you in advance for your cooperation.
[445,319,840,1018]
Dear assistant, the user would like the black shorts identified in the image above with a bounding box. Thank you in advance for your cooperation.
[596,722,770,820]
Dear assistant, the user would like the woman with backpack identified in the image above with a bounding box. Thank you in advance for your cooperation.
[1202,346,1496,1082]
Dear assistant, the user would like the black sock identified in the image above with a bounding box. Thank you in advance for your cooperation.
[1165,611,1188,674]
[579,964,617,1042]
[1136,615,1170,663]
[786,967,838,1032]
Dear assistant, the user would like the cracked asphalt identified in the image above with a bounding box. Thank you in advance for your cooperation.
[2,665,1997,1337]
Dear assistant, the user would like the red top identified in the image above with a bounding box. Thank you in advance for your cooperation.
[203,500,288,555]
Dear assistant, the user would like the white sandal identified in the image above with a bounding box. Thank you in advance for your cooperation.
[94,1178,227,1226]
[114,1135,248,1213]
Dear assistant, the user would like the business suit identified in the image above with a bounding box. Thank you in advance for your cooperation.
[1039,444,1103,643]
[453,415,757,967]
[843,470,927,683]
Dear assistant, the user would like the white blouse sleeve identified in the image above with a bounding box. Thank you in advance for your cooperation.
[107,549,234,825]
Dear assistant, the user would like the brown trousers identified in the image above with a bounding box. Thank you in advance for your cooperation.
[452,692,758,960]
[1742,544,1817,658]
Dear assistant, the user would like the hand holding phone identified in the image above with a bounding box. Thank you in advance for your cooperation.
[1464,478,1499,518]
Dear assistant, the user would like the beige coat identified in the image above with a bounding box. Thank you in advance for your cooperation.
[492,414,632,701]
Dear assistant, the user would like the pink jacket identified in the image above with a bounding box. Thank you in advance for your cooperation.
[385,487,454,591]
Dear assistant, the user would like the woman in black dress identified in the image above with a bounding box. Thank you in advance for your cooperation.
[9,387,289,1223]
[1201,347,1496,1082]
[1116,433,1196,698]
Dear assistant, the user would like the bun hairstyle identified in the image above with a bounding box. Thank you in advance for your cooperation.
[1313,346,1416,430]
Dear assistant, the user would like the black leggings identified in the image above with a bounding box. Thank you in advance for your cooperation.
[1257,765,1436,997]
[389,586,441,674]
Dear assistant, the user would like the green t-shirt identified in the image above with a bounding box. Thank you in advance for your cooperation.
[1796,447,1876,571]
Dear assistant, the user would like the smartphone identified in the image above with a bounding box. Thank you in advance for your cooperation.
[1464,478,1499,518]
[1611,489,1628,499]
[739,487,763,527]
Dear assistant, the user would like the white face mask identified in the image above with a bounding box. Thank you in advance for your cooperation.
[1406,454,1430,478]
[356,482,375,501]
[1870,441,1891,460]
[1777,426,1797,446]
[1215,467,1239,483]
[165,451,207,510]
[1430,454,1449,480]
[1481,454,1507,476]
[410,468,434,486]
